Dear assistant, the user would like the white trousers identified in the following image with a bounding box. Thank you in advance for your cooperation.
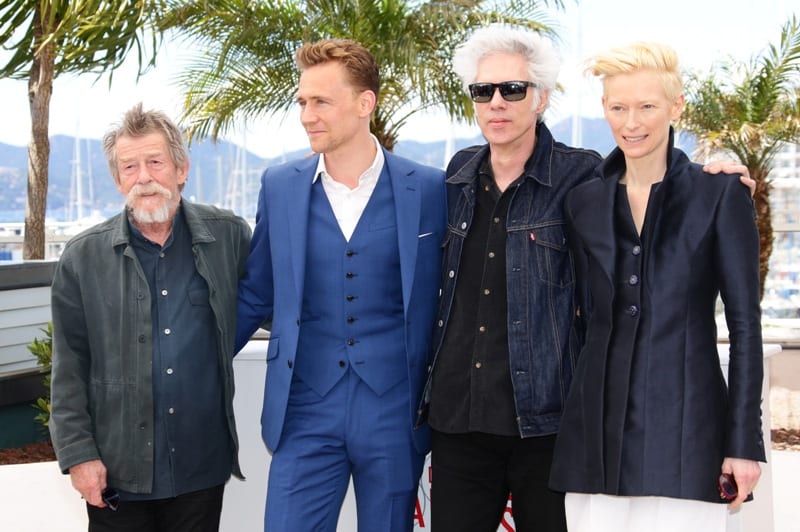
[565,492,727,532]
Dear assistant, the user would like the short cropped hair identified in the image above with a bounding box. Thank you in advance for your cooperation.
[453,24,561,118]
[102,103,188,186]
[585,42,683,102]
[295,38,380,99]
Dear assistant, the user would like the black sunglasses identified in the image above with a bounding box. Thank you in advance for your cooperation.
[468,81,537,103]
[102,487,120,511]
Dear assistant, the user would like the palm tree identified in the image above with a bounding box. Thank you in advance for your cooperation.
[0,1,162,259]
[678,15,800,299]
[159,0,564,151]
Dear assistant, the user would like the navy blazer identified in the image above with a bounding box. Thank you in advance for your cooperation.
[550,137,766,503]
[236,149,447,453]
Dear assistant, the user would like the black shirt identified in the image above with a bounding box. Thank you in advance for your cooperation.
[123,205,232,500]
[429,156,521,436]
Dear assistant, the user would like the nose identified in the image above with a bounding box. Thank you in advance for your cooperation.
[625,109,641,129]
[489,87,507,107]
[300,105,317,126]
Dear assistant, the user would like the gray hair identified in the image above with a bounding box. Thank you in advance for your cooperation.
[102,103,188,187]
[453,24,561,118]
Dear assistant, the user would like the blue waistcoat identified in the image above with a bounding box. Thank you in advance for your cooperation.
[294,168,407,397]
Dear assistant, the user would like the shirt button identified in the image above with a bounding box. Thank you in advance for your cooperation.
[475,362,482,369]
[347,316,355,323]
[484,185,490,192]
[438,320,444,327]
[461,222,467,230]
[488,251,495,258]
[346,272,354,279]
[347,338,356,346]
[287,360,293,368]
[138,335,146,343]
[632,245,642,256]
[346,250,354,257]
[159,252,165,258]
[478,325,486,333]
[346,295,355,301]
[484,289,491,295]
[493,217,500,224]
[161,289,168,296]
[629,274,639,286]
[448,270,455,278]
[166,368,174,375]
[168,407,175,414]
[628,305,639,317]
[164,328,171,335]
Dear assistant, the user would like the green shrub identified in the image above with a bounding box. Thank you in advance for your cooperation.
[27,322,52,430]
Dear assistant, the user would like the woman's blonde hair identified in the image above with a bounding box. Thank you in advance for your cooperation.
[585,42,683,102]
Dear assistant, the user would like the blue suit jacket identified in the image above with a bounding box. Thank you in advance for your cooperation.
[236,149,447,453]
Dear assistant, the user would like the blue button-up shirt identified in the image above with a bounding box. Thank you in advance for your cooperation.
[122,205,231,500]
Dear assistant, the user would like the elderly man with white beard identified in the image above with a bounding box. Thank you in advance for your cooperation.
[49,103,251,532]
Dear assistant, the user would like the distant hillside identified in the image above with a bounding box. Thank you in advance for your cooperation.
[0,117,636,222]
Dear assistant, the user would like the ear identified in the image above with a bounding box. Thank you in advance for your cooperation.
[534,89,551,115]
[671,93,685,121]
[177,160,190,186]
[359,89,377,118]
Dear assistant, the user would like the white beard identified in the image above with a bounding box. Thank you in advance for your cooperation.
[125,183,179,224]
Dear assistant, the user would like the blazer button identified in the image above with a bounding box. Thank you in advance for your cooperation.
[628,274,639,286]
[347,316,355,323]
[346,295,355,301]
[632,245,642,256]
[347,338,356,346]
[628,305,639,317]
[346,272,354,279]
[339,360,346,367]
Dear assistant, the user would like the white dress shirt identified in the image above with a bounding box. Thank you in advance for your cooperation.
[313,136,385,241]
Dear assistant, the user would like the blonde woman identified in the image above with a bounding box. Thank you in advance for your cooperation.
[549,42,765,532]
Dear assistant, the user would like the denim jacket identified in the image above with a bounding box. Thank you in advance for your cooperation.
[418,123,601,437]
[49,201,251,493]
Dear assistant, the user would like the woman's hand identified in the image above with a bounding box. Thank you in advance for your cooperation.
[721,456,761,509]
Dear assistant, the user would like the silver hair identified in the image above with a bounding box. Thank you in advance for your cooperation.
[453,24,561,118]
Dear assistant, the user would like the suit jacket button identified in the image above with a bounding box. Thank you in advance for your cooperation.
[347,338,356,346]
[339,360,346,367]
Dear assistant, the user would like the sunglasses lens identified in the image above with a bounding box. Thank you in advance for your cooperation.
[469,82,533,103]
[500,82,529,101]
[469,83,494,103]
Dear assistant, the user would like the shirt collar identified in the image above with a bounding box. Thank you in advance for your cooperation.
[312,134,384,184]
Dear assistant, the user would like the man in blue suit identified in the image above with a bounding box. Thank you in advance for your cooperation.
[235,39,447,531]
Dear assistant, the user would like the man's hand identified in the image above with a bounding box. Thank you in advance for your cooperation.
[703,161,756,197]
[721,456,761,509]
[69,459,108,507]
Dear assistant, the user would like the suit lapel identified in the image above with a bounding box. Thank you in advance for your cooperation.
[287,156,318,307]
[385,151,420,314]
[571,176,617,287]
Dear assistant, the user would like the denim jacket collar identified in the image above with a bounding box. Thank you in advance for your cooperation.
[447,122,558,188]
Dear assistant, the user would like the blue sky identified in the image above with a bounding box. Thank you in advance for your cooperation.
[0,0,795,158]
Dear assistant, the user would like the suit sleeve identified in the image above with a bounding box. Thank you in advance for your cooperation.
[235,169,276,353]
[714,176,766,462]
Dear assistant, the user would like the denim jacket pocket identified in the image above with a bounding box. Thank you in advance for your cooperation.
[532,224,575,288]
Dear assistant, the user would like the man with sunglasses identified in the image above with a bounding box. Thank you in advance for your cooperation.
[417,26,753,532]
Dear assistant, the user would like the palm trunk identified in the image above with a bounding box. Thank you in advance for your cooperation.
[752,167,773,301]
[23,9,56,260]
